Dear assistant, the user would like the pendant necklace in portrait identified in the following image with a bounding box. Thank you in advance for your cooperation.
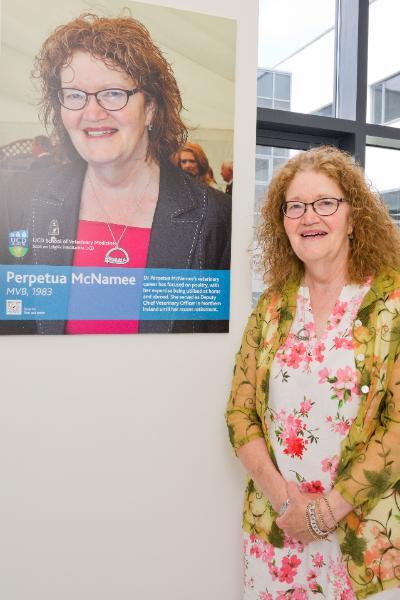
[88,173,152,265]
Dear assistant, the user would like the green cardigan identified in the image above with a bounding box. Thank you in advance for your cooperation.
[226,268,400,599]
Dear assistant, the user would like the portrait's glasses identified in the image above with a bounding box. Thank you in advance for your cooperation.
[57,87,141,111]
[282,197,346,219]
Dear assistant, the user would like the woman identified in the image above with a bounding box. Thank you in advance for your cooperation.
[2,14,230,334]
[226,146,400,598]
[174,142,219,188]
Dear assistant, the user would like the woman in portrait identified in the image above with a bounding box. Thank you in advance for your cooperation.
[226,146,400,598]
[174,141,219,189]
[2,13,230,334]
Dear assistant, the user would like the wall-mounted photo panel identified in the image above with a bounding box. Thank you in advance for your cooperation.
[0,0,235,334]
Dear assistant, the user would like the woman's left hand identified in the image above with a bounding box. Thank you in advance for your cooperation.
[275,481,317,544]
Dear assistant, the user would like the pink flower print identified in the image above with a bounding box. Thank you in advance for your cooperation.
[307,569,318,582]
[333,336,354,350]
[321,455,339,482]
[268,562,280,581]
[311,552,325,568]
[259,593,273,600]
[276,339,309,371]
[335,366,358,396]
[287,342,307,369]
[332,300,348,318]
[249,543,263,559]
[272,406,318,458]
[326,412,353,436]
[263,545,276,563]
[283,533,304,553]
[312,340,326,362]
[290,587,308,600]
[300,480,325,494]
[327,556,354,598]
[278,554,301,583]
[299,398,313,416]
[307,569,322,593]
[279,588,308,600]
[283,414,303,437]
[249,538,276,563]
[284,434,306,458]
[318,366,331,383]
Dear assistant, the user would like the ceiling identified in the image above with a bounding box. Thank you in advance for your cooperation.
[0,0,236,133]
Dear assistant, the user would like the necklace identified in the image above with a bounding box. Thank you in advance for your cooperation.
[295,289,311,341]
[87,172,152,265]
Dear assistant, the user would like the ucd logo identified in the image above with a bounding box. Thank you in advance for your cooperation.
[9,229,29,258]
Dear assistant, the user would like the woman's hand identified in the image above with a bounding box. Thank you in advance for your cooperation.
[275,481,318,545]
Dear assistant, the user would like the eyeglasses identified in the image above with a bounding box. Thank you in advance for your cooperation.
[57,87,140,111]
[282,197,346,219]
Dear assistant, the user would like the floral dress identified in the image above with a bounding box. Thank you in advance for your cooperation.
[243,282,381,600]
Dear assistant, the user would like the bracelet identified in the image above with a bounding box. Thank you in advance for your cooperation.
[305,502,330,541]
[278,499,290,516]
[316,498,336,534]
[305,505,320,541]
[320,495,338,531]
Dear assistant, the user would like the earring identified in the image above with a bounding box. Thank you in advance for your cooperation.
[348,232,354,240]
[148,123,153,132]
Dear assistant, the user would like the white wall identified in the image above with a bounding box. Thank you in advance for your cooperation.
[0,1,258,600]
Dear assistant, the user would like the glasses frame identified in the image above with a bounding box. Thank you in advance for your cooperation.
[282,197,346,219]
[57,87,141,111]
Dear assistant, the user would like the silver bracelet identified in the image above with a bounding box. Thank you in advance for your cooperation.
[306,502,330,540]
[278,498,290,515]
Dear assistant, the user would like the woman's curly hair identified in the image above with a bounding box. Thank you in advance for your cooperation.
[258,145,400,291]
[32,13,187,162]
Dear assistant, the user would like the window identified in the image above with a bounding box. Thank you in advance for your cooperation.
[381,190,400,226]
[311,104,333,117]
[257,69,291,110]
[252,146,297,305]
[258,0,336,117]
[254,0,400,303]
[371,73,400,124]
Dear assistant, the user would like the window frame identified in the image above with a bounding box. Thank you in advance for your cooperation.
[256,0,400,167]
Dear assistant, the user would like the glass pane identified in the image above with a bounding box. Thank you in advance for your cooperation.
[312,103,333,117]
[385,75,400,122]
[257,69,273,98]
[255,156,270,182]
[257,97,273,109]
[274,100,291,111]
[258,0,336,116]
[372,85,383,124]
[252,145,300,304]
[365,146,400,227]
[367,0,400,127]
[274,73,291,100]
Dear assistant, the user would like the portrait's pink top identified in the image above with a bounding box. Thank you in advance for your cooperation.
[66,220,150,334]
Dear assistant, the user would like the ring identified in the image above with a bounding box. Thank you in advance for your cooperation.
[278,499,290,515]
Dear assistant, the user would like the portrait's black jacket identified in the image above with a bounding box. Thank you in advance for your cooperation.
[0,158,231,334]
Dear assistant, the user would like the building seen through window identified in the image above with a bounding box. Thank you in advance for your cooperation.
[256,69,291,110]
[371,72,400,125]
[255,0,400,302]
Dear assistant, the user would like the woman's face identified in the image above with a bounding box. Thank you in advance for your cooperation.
[283,169,353,270]
[59,51,155,168]
[179,150,199,177]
